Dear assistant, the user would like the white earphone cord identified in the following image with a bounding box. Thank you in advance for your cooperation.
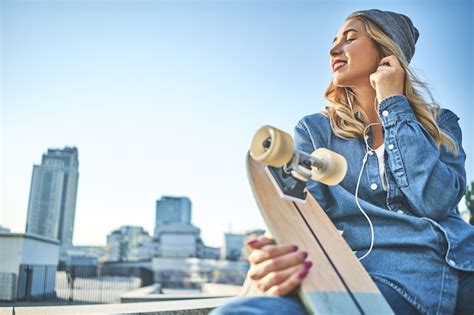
[345,87,377,261]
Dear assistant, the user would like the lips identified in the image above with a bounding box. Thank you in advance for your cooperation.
[332,60,347,72]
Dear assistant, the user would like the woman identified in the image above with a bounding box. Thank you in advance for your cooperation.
[212,9,474,315]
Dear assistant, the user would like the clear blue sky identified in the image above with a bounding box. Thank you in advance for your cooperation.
[1,0,472,247]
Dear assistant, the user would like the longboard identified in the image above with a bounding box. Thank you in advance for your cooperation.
[241,125,393,315]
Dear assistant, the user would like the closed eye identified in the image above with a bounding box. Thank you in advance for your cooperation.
[332,38,355,48]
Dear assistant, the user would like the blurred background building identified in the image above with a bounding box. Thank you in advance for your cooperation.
[0,232,59,301]
[105,226,154,262]
[153,196,220,260]
[25,147,79,262]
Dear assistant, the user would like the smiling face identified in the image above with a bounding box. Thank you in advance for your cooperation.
[330,18,382,87]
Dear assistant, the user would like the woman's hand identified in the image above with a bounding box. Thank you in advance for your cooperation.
[369,55,405,102]
[246,236,313,296]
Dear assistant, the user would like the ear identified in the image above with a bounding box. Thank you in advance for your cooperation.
[376,46,386,61]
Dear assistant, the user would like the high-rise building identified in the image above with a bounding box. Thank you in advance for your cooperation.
[155,196,191,231]
[25,147,79,259]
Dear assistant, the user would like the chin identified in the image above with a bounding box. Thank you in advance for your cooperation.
[332,77,349,87]
[332,71,357,87]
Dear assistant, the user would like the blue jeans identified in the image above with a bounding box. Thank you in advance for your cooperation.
[211,271,474,315]
[210,295,307,315]
[455,270,474,315]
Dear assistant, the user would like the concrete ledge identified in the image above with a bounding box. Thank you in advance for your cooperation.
[121,284,241,303]
[0,308,13,315]
[201,283,241,296]
[11,297,237,314]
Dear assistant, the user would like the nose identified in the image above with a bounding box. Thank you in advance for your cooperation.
[330,42,343,57]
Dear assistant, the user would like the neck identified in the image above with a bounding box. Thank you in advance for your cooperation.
[351,83,379,124]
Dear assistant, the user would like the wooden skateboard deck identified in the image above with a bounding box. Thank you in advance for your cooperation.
[242,152,393,314]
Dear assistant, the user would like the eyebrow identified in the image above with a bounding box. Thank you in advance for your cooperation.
[333,29,358,43]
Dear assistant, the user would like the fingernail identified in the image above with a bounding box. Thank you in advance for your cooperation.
[246,239,258,246]
[292,245,298,251]
[303,261,313,269]
[298,268,309,279]
[302,251,308,259]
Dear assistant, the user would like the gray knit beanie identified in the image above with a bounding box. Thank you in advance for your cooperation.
[349,9,419,64]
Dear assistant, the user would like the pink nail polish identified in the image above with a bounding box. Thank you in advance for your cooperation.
[298,268,309,279]
[246,239,258,246]
[303,261,313,269]
[302,251,308,259]
[292,245,298,251]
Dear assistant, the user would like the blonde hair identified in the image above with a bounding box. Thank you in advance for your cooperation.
[323,13,458,154]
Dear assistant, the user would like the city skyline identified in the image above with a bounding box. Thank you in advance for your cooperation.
[2,1,473,248]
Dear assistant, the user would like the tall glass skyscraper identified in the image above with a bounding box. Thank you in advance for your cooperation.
[155,196,191,226]
[25,147,79,259]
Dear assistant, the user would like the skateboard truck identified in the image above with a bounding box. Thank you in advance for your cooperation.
[267,151,315,202]
[251,125,348,201]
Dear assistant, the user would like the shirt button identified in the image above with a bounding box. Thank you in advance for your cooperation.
[370,183,378,190]
[397,210,404,214]
[368,151,374,156]
[448,259,456,267]
[388,144,395,150]
[382,110,389,117]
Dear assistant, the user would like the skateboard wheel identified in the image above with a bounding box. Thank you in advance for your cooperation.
[311,148,347,185]
[250,125,294,167]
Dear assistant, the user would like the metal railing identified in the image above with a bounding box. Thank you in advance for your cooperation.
[55,267,141,303]
[11,265,144,304]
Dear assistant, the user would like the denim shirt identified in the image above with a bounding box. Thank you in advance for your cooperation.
[294,95,474,314]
